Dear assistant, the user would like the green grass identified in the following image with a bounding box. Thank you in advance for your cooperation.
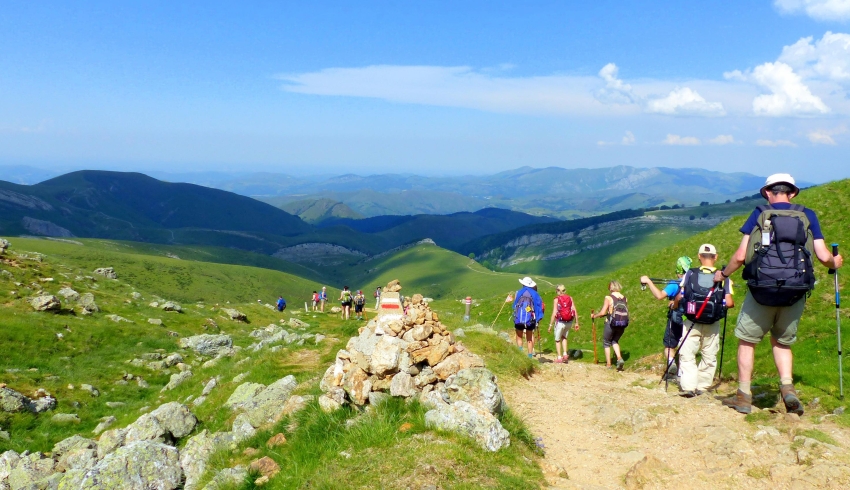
[0,238,545,488]
[799,428,839,447]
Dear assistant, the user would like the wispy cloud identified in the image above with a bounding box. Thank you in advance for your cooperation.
[663,134,701,145]
[709,135,736,145]
[808,126,847,144]
[774,0,850,21]
[622,131,636,145]
[597,130,636,147]
[755,138,798,147]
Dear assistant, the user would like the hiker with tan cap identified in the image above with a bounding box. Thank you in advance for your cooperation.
[716,173,843,415]
[548,284,579,363]
[677,244,734,397]
[514,277,544,358]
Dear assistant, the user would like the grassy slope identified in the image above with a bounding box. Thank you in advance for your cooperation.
[0,238,544,488]
[475,179,850,414]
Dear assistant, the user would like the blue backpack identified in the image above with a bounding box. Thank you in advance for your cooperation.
[514,290,536,327]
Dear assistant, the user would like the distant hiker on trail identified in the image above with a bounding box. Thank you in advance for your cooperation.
[340,286,353,320]
[319,287,328,313]
[354,290,366,320]
[311,291,319,311]
[514,277,544,358]
[548,284,579,363]
[374,286,382,310]
[276,296,287,312]
[716,174,843,415]
[640,256,692,381]
[590,281,629,371]
[677,244,734,398]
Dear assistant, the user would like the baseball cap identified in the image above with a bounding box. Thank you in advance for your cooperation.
[675,256,692,275]
[760,173,799,199]
[698,244,717,255]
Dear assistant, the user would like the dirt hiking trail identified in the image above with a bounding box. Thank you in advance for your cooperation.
[502,356,850,490]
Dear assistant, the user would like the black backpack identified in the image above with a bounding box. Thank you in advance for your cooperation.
[742,204,815,307]
[683,268,725,324]
[609,295,629,328]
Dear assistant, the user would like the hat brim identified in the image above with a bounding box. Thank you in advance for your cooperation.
[519,278,537,288]
[760,182,800,199]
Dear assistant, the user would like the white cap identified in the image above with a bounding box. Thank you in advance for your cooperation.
[761,173,799,199]
[519,277,537,288]
[698,243,717,256]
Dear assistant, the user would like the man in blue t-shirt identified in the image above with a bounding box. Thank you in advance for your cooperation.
[715,173,843,416]
[276,296,286,312]
[641,256,692,380]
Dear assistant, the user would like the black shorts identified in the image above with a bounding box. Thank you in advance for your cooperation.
[354,304,364,313]
[663,319,684,348]
[515,322,537,332]
[341,301,352,307]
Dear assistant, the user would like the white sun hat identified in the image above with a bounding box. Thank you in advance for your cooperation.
[519,277,537,288]
[760,173,799,199]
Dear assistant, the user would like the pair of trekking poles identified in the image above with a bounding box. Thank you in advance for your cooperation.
[659,244,844,400]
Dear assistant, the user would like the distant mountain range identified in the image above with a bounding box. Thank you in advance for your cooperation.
[1,165,775,219]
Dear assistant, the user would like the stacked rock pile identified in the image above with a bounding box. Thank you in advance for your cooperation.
[318,280,511,451]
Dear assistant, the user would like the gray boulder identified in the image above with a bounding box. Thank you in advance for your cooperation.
[424,400,510,452]
[58,287,80,301]
[96,429,127,459]
[29,295,60,312]
[53,435,98,472]
[161,301,182,313]
[92,267,117,279]
[221,308,247,322]
[223,383,265,411]
[202,466,248,490]
[149,402,197,439]
[389,371,416,398]
[0,388,30,413]
[444,368,506,415]
[92,416,116,435]
[1,450,20,486]
[180,430,237,490]
[7,453,55,490]
[161,370,193,392]
[78,293,99,314]
[370,336,404,376]
[79,441,182,490]
[178,334,233,357]
[0,238,9,254]
[231,414,256,443]
[223,377,297,428]
[31,395,57,413]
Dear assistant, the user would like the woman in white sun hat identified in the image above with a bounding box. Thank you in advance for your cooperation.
[513,276,544,358]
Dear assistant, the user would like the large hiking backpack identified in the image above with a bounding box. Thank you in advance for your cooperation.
[683,268,725,324]
[742,204,815,307]
[341,290,352,302]
[556,295,575,322]
[609,295,629,328]
[514,289,536,327]
[354,294,365,306]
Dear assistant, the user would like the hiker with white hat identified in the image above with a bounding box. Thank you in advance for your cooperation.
[716,173,842,415]
[676,244,734,397]
[513,276,544,358]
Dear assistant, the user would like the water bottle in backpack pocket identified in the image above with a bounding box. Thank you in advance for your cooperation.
[743,205,815,307]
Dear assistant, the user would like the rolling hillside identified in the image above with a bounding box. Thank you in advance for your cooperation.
[281,198,363,223]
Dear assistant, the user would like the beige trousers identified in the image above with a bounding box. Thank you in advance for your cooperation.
[678,320,720,392]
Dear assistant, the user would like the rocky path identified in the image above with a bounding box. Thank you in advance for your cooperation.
[502,358,850,489]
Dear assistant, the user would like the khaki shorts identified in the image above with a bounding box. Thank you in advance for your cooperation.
[554,321,573,341]
[734,290,806,346]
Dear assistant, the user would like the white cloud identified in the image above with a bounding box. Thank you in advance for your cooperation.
[774,0,850,21]
[663,134,701,145]
[595,63,637,105]
[645,87,726,116]
[808,126,847,144]
[778,31,850,82]
[756,139,798,147]
[709,135,736,145]
[622,131,636,145]
[744,62,830,116]
[598,131,636,146]
[279,65,631,116]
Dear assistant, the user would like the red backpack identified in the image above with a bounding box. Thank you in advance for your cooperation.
[556,295,574,322]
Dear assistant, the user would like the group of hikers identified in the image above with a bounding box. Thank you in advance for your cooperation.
[298,285,384,321]
[512,173,843,415]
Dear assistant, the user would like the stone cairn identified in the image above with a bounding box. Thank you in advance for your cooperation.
[319,280,511,451]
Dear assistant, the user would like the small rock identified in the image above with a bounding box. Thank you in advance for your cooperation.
[80,384,100,397]
[266,433,287,448]
[162,301,183,313]
[222,308,247,322]
[243,447,259,457]
[249,456,280,479]
[29,295,61,312]
[93,416,117,435]
[162,370,193,391]
[105,314,132,323]
[148,318,163,326]
[93,267,117,279]
[52,413,81,424]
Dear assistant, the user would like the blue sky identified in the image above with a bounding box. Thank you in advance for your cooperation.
[1,1,849,181]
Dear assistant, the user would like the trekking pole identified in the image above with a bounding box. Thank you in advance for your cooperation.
[591,309,598,364]
[716,299,728,383]
[830,243,843,400]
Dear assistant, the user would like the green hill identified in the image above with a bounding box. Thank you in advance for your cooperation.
[281,198,363,223]
[469,179,849,411]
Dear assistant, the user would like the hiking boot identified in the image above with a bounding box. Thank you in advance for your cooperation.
[780,384,804,416]
[722,390,752,414]
[666,361,678,376]
[679,391,696,398]
[616,359,625,371]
